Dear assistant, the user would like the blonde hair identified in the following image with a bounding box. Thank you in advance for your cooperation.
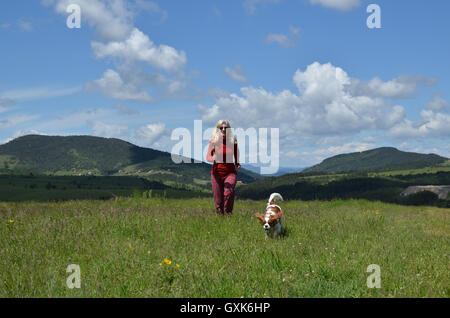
[210,120,237,144]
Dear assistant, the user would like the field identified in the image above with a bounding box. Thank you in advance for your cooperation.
[0,174,210,202]
[1,197,448,297]
[236,170,450,208]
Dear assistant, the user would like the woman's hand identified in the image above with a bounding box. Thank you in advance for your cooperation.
[206,142,215,162]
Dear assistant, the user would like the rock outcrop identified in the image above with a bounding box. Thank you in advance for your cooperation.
[401,185,450,200]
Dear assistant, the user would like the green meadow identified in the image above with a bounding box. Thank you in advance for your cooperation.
[0,197,448,297]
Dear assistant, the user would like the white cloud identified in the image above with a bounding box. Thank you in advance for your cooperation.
[202,62,438,156]
[84,69,153,103]
[43,0,189,103]
[2,129,47,144]
[301,142,374,163]
[362,136,378,143]
[315,135,351,146]
[309,0,360,11]
[91,28,187,73]
[166,79,187,95]
[397,143,450,158]
[243,0,260,14]
[91,121,129,139]
[128,123,174,151]
[17,19,33,31]
[266,25,301,47]
[349,75,436,99]
[0,86,80,101]
[207,88,231,99]
[388,92,450,139]
[33,108,112,131]
[136,123,166,145]
[289,25,301,36]
[0,99,15,114]
[293,62,350,99]
[43,0,134,41]
[88,120,172,152]
[114,103,139,115]
[0,114,40,129]
[199,62,407,141]
[133,0,168,23]
[285,151,300,158]
[389,110,450,138]
[265,33,294,47]
[224,64,247,83]
[266,26,300,47]
[426,94,450,111]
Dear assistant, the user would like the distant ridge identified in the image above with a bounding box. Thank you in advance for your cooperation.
[0,134,260,183]
[0,134,164,174]
[303,147,448,174]
[241,164,303,176]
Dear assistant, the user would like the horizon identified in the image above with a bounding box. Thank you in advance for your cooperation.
[1,1,450,168]
[2,133,448,170]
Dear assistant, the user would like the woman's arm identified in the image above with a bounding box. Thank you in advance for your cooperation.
[206,141,215,162]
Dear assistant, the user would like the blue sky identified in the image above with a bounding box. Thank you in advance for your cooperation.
[1,0,449,169]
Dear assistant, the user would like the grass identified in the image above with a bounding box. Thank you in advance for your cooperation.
[0,197,448,297]
[0,175,209,202]
[370,166,450,177]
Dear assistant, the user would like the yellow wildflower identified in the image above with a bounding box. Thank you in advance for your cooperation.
[164,258,171,265]
[176,264,180,269]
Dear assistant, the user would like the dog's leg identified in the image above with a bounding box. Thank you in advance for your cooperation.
[273,223,282,238]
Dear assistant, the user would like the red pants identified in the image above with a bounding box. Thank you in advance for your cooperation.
[211,172,237,214]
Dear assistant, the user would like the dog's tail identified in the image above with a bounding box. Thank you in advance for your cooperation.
[268,193,283,205]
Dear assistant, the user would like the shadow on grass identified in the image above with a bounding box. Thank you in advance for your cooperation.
[264,225,290,240]
[280,225,290,239]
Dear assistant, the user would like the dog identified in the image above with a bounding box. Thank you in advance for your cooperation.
[254,193,284,239]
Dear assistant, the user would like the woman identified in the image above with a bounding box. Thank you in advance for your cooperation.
[206,120,241,216]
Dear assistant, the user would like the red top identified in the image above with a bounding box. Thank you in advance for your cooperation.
[206,137,239,177]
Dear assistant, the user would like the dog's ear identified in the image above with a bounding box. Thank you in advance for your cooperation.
[268,210,283,224]
[253,213,265,224]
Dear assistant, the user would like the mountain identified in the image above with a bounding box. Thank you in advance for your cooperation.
[303,147,449,174]
[0,134,162,174]
[235,147,450,207]
[0,135,261,184]
[241,164,304,176]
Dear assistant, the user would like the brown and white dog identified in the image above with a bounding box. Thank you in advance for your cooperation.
[254,193,284,239]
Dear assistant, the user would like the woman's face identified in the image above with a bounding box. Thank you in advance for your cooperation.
[219,122,228,135]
